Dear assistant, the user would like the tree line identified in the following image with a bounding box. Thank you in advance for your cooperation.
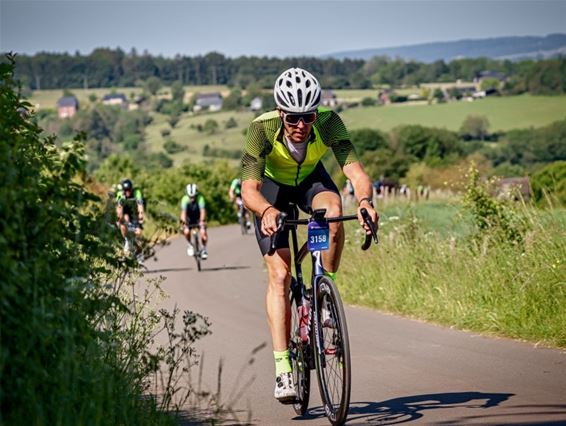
[9,48,566,95]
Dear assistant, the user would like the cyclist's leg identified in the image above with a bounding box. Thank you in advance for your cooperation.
[264,249,292,352]
[200,225,208,247]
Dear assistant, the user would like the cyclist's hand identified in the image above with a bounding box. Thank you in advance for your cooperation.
[261,206,280,236]
[357,201,378,234]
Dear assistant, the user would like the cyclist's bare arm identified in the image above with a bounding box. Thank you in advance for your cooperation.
[116,204,124,221]
[228,187,235,201]
[242,179,279,236]
[199,208,206,224]
[342,161,379,232]
[137,203,145,222]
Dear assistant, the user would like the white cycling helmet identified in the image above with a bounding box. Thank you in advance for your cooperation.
[186,183,198,197]
[274,67,322,113]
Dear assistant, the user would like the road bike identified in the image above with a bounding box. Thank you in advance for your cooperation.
[270,206,378,426]
[184,223,204,272]
[122,221,145,267]
[237,197,251,235]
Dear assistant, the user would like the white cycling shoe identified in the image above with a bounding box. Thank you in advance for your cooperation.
[186,243,194,257]
[123,239,131,255]
[201,248,208,260]
[274,372,297,403]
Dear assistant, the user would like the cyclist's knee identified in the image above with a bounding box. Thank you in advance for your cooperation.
[266,260,291,289]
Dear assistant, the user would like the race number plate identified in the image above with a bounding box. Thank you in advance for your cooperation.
[307,221,330,252]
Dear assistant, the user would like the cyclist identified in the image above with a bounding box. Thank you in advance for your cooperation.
[180,183,208,260]
[115,178,145,254]
[240,67,378,403]
[228,177,251,230]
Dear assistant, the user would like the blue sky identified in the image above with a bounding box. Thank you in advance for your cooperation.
[1,0,565,57]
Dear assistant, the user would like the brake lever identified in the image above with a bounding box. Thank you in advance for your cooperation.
[268,212,288,255]
[360,208,378,251]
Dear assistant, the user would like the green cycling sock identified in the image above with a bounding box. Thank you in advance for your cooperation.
[274,350,292,376]
[325,271,337,281]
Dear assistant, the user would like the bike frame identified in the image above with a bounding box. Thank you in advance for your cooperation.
[288,218,327,362]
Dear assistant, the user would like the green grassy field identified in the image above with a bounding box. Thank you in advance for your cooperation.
[338,199,566,348]
[145,110,253,165]
[339,94,566,132]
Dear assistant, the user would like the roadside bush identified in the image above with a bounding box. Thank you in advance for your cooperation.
[530,161,566,207]
[463,164,526,244]
[1,56,171,424]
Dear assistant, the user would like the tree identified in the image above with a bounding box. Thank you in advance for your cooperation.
[170,80,185,103]
[460,115,491,140]
[203,118,219,134]
[225,117,238,129]
[349,128,388,154]
[223,89,242,111]
[144,76,161,95]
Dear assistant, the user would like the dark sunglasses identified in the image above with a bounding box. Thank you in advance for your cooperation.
[282,111,317,125]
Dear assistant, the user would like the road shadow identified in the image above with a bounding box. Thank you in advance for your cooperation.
[144,267,193,274]
[305,392,515,425]
[201,265,251,272]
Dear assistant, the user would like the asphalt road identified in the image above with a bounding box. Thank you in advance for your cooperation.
[146,225,566,425]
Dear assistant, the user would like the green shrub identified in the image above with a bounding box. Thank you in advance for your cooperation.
[163,138,186,154]
[531,161,566,207]
[463,164,526,243]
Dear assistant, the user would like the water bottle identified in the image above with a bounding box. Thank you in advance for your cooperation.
[298,299,310,343]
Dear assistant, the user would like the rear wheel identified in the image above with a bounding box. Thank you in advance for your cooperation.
[239,205,248,235]
[313,277,351,425]
[289,279,310,415]
[192,230,201,272]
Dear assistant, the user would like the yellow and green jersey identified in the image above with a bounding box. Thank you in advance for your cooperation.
[241,108,359,186]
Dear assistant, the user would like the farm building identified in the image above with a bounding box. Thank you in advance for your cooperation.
[250,96,263,111]
[102,93,128,108]
[321,90,338,107]
[194,93,223,112]
[56,96,79,118]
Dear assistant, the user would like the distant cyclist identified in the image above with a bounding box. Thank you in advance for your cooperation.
[181,183,208,259]
[228,177,251,230]
[115,178,145,254]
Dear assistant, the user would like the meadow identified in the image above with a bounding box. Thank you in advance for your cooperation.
[141,92,566,166]
[337,197,566,348]
[339,94,566,132]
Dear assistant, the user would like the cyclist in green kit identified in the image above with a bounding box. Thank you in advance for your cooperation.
[229,177,251,231]
[240,68,379,402]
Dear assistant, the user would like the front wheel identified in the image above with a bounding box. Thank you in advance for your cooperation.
[192,230,201,272]
[289,279,310,415]
[313,277,351,426]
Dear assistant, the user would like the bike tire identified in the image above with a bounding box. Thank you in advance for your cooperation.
[313,276,351,426]
[289,279,310,415]
[192,231,201,272]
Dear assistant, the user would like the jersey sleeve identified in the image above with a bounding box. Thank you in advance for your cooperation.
[181,195,189,209]
[197,195,206,209]
[134,189,144,205]
[320,111,359,168]
[241,120,267,182]
[230,179,238,190]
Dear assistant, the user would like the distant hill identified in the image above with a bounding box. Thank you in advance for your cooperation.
[324,34,566,62]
